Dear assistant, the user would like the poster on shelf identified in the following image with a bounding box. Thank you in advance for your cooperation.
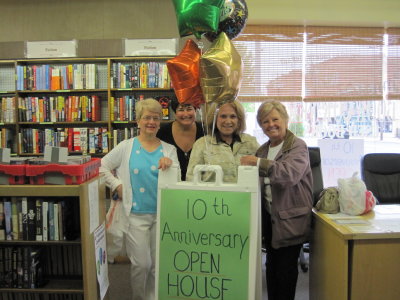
[94,222,110,300]
[156,165,262,300]
[88,179,100,233]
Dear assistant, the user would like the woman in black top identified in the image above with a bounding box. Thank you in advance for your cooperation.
[157,98,204,180]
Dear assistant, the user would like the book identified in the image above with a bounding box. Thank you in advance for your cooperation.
[0,201,5,240]
[27,200,36,241]
[53,203,59,241]
[4,246,13,287]
[11,197,19,240]
[48,202,54,241]
[42,201,48,241]
[21,197,28,240]
[29,247,45,288]
[16,247,24,288]
[58,201,64,241]
[4,200,12,240]
[0,247,4,287]
[35,199,43,241]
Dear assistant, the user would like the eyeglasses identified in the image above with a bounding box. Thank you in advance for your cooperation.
[141,115,161,122]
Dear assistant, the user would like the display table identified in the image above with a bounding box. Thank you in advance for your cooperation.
[309,204,400,300]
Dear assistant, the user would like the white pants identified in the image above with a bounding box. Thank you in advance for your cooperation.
[126,213,156,300]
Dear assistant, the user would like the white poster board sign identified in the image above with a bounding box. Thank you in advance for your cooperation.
[318,139,364,187]
[26,40,77,58]
[94,222,109,300]
[156,165,262,300]
[124,39,177,56]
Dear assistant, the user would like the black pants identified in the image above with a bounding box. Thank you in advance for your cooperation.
[264,211,302,300]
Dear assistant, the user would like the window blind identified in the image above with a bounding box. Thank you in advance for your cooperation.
[387,28,400,100]
[233,25,303,102]
[304,26,384,102]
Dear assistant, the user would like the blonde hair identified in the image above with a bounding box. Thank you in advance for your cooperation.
[135,98,163,121]
[204,100,246,135]
[256,100,289,127]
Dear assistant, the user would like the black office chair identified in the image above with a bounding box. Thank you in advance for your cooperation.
[361,153,400,204]
[299,147,324,272]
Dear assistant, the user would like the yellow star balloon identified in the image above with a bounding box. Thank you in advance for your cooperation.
[200,32,242,105]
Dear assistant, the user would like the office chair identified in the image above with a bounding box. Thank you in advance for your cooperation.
[299,147,324,272]
[361,153,400,204]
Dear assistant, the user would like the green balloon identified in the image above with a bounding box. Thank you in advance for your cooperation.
[172,0,224,39]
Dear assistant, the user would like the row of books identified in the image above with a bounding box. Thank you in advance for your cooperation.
[1,97,16,123]
[0,197,80,242]
[0,246,45,289]
[112,128,138,147]
[18,95,102,123]
[18,127,109,154]
[110,96,137,121]
[111,61,171,89]
[42,245,82,277]
[0,293,83,300]
[0,128,15,150]
[16,64,99,91]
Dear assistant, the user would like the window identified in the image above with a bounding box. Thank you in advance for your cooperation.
[234,25,400,186]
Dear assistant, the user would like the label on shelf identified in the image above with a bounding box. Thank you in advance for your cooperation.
[26,40,77,58]
[124,38,177,56]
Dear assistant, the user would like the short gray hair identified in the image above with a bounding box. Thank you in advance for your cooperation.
[256,100,289,127]
[135,98,162,121]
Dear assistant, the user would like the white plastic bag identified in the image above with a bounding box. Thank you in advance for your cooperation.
[106,199,126,262]
[337,172,367,215]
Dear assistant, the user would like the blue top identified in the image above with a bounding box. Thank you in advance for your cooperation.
[129,139,163,214]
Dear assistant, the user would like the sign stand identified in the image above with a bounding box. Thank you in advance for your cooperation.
[156,165,262,300]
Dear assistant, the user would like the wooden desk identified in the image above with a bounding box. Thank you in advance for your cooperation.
[309,204,400,300]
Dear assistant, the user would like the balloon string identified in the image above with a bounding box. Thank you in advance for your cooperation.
[197,40,204,55]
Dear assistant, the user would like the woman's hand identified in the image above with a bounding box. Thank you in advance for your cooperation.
[158,157,173,170]
[240,155,258,166]
[113,184,123,200]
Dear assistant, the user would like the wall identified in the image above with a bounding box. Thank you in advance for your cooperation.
[0,0,399,58]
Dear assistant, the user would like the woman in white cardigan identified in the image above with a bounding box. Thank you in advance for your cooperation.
[100,98,178,300]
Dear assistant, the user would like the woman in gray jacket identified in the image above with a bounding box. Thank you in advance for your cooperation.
[241,100,313,300]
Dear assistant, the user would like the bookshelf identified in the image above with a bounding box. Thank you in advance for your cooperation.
[0,176,106,300]
[0,61,17,154]
[108,57,175,147]
[0,57,176,156]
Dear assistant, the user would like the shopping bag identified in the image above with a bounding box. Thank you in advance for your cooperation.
[106,199,126,262]
[338,172,375,215]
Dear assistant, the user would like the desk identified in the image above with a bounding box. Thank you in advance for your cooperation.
[309,204,400,300]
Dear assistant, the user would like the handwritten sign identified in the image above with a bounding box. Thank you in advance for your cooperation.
[158,189,250,300]
[318,139,364,187]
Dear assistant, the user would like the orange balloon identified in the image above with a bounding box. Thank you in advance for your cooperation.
[167,39,204,108]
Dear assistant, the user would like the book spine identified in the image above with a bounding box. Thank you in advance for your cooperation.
[42,201,48,241]
[35,199,43,241]
[11,197,19,240]
[53,203,59,241]
[21,197,28,240]
[48,202,54,241]
[4,201,12,240]
[0,201,5,240]
[27,200,36,241]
